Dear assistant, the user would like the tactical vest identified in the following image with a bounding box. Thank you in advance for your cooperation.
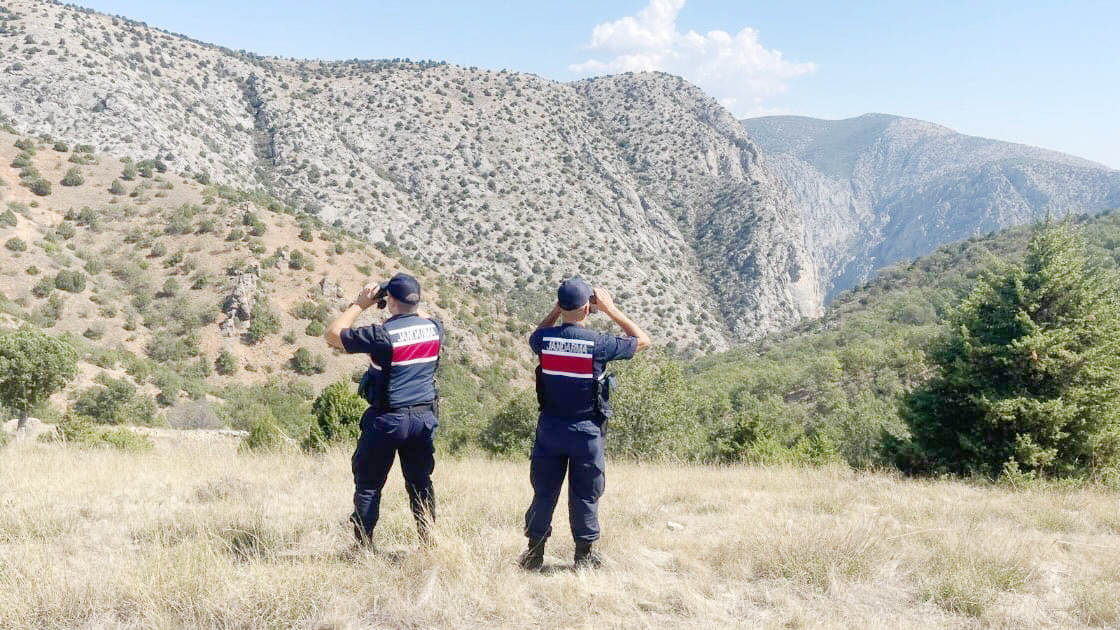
[358,314,441,411]
[534,326,615,422]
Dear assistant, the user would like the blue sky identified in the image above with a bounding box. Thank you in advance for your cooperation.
[74,0,1119,168]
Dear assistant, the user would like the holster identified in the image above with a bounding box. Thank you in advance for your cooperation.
[593,371,617,431]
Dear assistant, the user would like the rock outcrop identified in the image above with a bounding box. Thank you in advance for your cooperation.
[219,267,258,337]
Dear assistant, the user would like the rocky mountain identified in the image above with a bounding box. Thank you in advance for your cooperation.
[743,113,1120,300]
[0,0,821,351]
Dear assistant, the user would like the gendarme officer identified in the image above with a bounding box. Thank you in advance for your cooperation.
[325,272,443,547]
[519,277,650,569]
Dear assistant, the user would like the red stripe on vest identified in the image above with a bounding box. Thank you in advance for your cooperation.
[541,353,592,375]
[393,340,441,363]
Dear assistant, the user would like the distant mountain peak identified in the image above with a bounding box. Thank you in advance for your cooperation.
[743,114,1120,301]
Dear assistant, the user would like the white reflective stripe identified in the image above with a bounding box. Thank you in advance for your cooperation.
[392,323,438,335]
[368,362,382,371]
[393,336,439,348]
[393,356,440,367]
[540,349,593,358]
[542,337,594,345]
[541,369,595,379]
[390,324,439,345]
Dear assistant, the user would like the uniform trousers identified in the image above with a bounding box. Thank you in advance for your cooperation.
[351,405,437,539]
[524,415,606,543]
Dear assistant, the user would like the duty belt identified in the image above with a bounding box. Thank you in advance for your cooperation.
[385,400,437,413]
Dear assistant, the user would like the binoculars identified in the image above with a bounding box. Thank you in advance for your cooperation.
[374,284,389,309]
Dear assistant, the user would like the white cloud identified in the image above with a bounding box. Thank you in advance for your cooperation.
[569,0,816,117]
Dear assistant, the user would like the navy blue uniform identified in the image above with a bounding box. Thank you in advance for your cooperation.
[524,323,637,543]
[341,313,443,541]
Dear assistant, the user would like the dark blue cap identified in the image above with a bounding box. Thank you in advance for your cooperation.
[557,276,592,310]
[385,273,421,304]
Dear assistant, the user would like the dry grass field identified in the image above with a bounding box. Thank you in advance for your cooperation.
[2,431,1119,630]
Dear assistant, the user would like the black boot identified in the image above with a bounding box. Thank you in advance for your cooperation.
[350,513,375,551]
[574,541,602,569]
[519,537,546,570]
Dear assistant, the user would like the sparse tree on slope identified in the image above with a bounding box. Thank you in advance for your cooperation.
[0,328,78,431]
[899,221,1120,479]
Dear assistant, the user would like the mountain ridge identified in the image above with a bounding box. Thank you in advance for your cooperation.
[0,0,821,351]
[743,113,1120,300]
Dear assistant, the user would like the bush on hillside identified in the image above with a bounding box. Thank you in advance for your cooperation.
[709,395,843,466]
[215,350,238,375]
[31,276,55,298]
[51,411,154,452]
[289,250,313,271]
[158,278,179,298]
[291,300,331,322]
[26,178,51,196]
[289,347,325,375]
[11,153,33,170]
[238,404,291,453]
[146,331,200,363]
[29,293,65,327]
[606,349,705,461]
[72,374,157,426]
[304,380,365,451]
[435,359,514,455]
[220,382,313,438]
[246,302,281,344]
[55,221,76,240]
[242,212,266,237]
[98,427,155,452]
[61,167,83,186]
[478,389,537,458]
[152,371,184,407]
[53,270,86,293]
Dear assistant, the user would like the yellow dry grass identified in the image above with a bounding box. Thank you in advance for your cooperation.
[1,433,1118,629]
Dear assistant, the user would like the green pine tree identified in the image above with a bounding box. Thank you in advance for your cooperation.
[899,221,1120,479]
[305,380,366,451]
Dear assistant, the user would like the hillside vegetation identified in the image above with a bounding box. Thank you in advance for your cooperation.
[684,210,1120,473]
[0,128,529,449]
[5,116,1120,477]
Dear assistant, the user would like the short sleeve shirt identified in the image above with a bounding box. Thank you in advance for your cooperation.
[530,322,637,420]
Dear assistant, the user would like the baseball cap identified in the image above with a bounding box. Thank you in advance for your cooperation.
[557,276,593,310]
[385,273,421,304]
